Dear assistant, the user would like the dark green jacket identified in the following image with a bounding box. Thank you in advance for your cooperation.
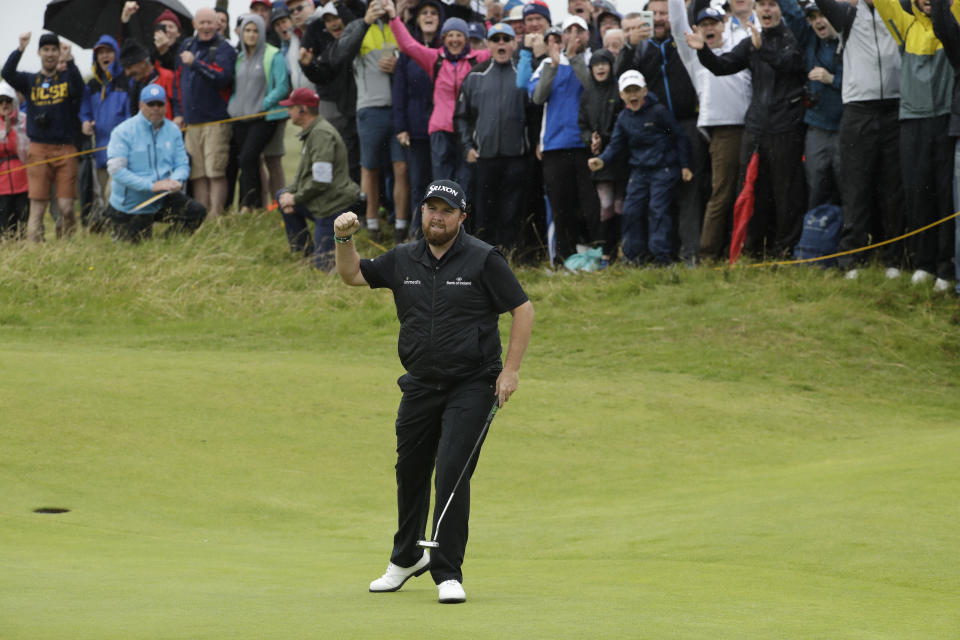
[290,116,359,219]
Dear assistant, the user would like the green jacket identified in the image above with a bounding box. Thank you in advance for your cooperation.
[290,116,359,219]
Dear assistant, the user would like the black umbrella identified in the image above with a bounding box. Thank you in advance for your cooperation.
[43,0,194,49]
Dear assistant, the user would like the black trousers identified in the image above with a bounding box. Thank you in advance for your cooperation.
[474,155,528,251]
[674,117,709,262]
[836,102,905,269]
[231,118,278,208]
[391,373,498,584]
[899,115,954,278]
[738,127,807,258]
[108,192,206,242]
[541,148,601,262]
[0,192,28,237]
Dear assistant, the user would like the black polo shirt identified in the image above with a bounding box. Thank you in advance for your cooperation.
[359,229,528,383]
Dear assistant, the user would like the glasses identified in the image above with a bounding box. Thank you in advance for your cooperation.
[146,101,165,108]
[489,35,513,43]
[289,3,307,12]
[0,97,12,104]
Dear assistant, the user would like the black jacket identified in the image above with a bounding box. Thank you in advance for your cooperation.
[359,229,528,383]
[455,59,529,158]
[615,36,699,121]
[697,22,807,135]
[300,9,359,119]
[578,67,628,181]
[930,0,960,136]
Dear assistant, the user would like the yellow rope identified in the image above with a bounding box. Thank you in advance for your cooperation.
[718,210,960,270]
[0,109,288,178]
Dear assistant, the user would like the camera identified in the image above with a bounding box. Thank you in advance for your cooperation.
[34,112,51,130]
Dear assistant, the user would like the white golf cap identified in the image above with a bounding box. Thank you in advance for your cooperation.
[618,70,646,91]
[317,2,338,18]
[561,14,589,32]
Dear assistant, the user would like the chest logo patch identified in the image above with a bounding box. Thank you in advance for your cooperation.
[446,276,472,286]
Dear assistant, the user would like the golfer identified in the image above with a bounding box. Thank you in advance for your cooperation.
[333,179,534,604]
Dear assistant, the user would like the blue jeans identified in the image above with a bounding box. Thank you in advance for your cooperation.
[622,166,679,264]
[279,199,336,271]
[430,131,473,198]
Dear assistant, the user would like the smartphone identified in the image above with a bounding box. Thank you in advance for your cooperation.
[639,10,654,30]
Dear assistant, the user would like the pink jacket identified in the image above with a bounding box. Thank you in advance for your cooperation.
[390,16,490,135]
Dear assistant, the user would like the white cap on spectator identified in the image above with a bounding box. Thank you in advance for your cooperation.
[618,70,646,91]
[561,15,589,32]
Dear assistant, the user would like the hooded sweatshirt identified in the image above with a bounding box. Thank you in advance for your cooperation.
[79,35,131,168]
[228,15,290,121]
[0,81,28,196]
[577,49,628,181]
[1,48,84,145]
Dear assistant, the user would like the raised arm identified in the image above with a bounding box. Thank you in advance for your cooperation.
[696,34,752,76]
[390,15,442,77]
[333,211,368,286]
[930,0,960,68]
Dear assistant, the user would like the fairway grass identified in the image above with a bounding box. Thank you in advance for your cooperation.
[1,218,959,638]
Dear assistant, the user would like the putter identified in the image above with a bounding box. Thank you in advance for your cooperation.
[417,398,500,550]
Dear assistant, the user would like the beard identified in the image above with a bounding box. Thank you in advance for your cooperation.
[423,219,460,246]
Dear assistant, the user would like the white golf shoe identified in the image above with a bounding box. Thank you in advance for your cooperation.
[437,579,466,604]
[369,552,430,593]
[933,278,951,292]
[885,267,902,279]
[911,269,933,285]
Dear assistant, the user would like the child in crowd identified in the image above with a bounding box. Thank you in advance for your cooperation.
[0,82,28,238]
[588,70,692,265]
[578,48,626,267]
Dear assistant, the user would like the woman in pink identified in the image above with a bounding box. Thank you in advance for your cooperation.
[0,82,28,238]
[385,0,489,195]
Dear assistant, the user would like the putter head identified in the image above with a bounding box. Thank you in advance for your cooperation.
[417,539,440,549]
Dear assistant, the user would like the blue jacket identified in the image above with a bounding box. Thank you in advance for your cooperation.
[779,0,844,131]
[107,112,190,214]
[174,34,237,125]
[598,93,691,171]
[528,55,587,151]
[79,35,131,168]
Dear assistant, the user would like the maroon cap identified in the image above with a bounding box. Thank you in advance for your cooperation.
[279,87,320,108]
[251,0,273,7]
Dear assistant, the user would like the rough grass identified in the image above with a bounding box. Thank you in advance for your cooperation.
[1,215,959,638]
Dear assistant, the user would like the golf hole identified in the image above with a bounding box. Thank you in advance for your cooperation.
[33,508,70,514]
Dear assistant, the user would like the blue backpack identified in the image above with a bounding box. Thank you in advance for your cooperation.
[793,204,843,268]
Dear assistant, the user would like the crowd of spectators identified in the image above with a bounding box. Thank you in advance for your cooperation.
[0,0,957,295]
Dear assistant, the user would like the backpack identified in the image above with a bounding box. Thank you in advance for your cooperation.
[792,204,843,267]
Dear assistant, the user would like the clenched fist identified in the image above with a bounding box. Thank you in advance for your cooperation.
[334,211,361,237]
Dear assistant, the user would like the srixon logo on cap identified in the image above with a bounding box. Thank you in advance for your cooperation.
[428,184,466,208]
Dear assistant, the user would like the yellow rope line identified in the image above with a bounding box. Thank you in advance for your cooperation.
[0,109,288,178]
[718,210,960,270]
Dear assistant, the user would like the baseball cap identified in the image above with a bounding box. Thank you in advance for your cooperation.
[251,0,272,7]
[487,22,516,39]
[271,3,291,23]
[140,84,167,103]
[505,5,525,21]
[422,180,467,211]
[562,15,589,32]
[38,33,61,49]
[467,22,487,41]
[279,87,320,107]
[694,7,725,23]
[316,2,339,19]
[618,70,646,91]
[802,1,822,15]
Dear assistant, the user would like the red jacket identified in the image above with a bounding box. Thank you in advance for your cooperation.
[0,111,28,196]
